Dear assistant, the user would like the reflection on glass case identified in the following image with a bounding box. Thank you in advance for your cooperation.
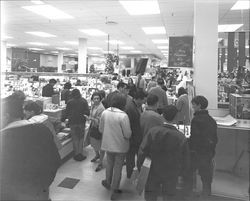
[229,94,250,119]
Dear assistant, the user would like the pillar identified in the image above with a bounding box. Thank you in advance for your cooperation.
[1,41,7,73]
[131,57,135,74]
[78,38,87,74]
[194,0,218,110]
[57,51,63,73]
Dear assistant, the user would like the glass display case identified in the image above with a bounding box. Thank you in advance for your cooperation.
[229,94,250,120]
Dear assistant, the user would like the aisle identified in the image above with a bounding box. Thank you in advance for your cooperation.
[50,146,244,201]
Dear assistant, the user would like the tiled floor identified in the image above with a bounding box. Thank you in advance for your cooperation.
[50,147,247,201]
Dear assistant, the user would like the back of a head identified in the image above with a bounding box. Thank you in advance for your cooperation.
[163,105,178,122]
[178,87,187,97]
[191,95,208,109]
[49,79,57,84]
[64,82,72,90]
[110,93,127,111]
[134,90,147,100]
[117,81,127,90]
[157,78,164,86]
[24,101,42,115]
[147,94,158,106]
[71,89,81,99]
[98,90,106,99]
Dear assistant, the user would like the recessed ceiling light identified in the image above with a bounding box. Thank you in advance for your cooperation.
[130,50,142,53]
[22,5,74,20]
[26,31,56,37]
[6,43,16,47]
[106,40,124,45]
[119,1,160,15]
[51,51,59,54]
[142,27,166,35]
[218,24,243,32]
[231,1,250,10]
[79,29,107,36]
[121,46,135,50]
[56,47,71,50]
[152,39,168,44]
[64,41,78,45]
[88,47,103,50]
[157,46,168,49]
[28,47,44,51]
[27,42,49,46]
[31,0,44,5]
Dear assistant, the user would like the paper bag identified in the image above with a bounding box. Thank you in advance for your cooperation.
[136,158,151,195]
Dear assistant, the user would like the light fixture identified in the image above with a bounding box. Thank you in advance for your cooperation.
[106,40,124,45]
[218,24,243,32]
[142,27,166,35]
[231,1,250,10]
[64,41,78,45]
[27,42,49,46]
[120,46,135,50]
[31,0,44,5]
[22,5,74,20]
[88,47,103,50]
[2,35,13,40]
[152,39,168,44]
[26,31,56,37]
[28,47,44,51]
[103,50,114,54]
[6,43,16,47]
[246,45,249,49]
[51,51,59,53]
[218,38,223,42]
[79,29,107,36]
[161,50,168,53]
[119,1,160,15]
[157,46,168,49]
[130,50,142,53]
[56,47,71,50]
[90,53,100,56]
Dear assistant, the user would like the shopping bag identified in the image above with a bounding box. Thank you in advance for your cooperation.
[136,158,151,195]
[83,123,91,147]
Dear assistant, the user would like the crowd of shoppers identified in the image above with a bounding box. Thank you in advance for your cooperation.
[0,73,218,201]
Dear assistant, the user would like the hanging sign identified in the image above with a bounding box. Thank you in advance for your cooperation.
[168,36,193,68]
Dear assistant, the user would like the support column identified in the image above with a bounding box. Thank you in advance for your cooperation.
[194,0,218,110]
[131,57,135,74]
[57,51,63,73]
[1,41,7,73]
[78,38,87,74]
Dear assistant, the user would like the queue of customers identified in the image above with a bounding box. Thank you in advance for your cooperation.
[1,78,217,201]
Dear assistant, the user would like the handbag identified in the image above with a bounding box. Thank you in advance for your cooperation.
[89,124,102,140]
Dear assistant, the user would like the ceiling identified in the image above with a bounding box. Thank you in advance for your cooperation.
[1,0,249,59]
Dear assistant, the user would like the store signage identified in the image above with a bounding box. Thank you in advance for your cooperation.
[168,36,193,68]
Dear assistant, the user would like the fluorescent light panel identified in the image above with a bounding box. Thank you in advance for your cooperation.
[27,42,49,46]
[31,0,44,5]
[6,43,16,47]
[103,50,114,54]
[142,27,166,35]
[56,47,71,50]
[231,1,250,10]
[218,24,243,32]
[106,40,124,45]
[88,47,102,50]
[26,31,56,37]
[79,29,107,36]
[22,5,74,20]
[157,46,168,49]
[152,39,168,44]
[64,41,78,45]
[130,50,142,53]
[119,1,160,15]
[29,47,44,51]
[121,46,134,50]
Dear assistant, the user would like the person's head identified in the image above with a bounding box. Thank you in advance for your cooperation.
[23,101,42,119]
[1,94,25,128]
[151,76,156,81]
[163,105,178,122]
[177,87,187,97]
[111,93,127,111]
[76,79,81,85]
[128,78,134,85]
[91,92,102,105]
[117,81,129,95]
[146,94,159,109]
[137,73,142,78]
[71,89,81,99]
[98,90,106,100]
[157,77,164,86]
[64,82,72,90]
[191,95,208,112]
[134,90,147,108]
[49,79,57,86]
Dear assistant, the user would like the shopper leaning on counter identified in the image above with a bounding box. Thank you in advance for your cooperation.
[61,89,90,161]
[42,78,58,97]
[0,93,61,201]
[88,92,105,172]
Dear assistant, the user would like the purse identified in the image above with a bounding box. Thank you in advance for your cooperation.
[89,124,102,140]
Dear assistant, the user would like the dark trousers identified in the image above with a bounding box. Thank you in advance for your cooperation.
[184,153,214,195]
[145,171,178,201]
[126,145,139,178]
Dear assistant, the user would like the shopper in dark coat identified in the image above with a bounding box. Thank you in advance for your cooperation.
[1,94,61,201]
[61,89,90,161]
[61,82,72,104]
[137,105,190,201]
[185,95,218,197]
[42,78,57,97]
[125,90,146,178]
